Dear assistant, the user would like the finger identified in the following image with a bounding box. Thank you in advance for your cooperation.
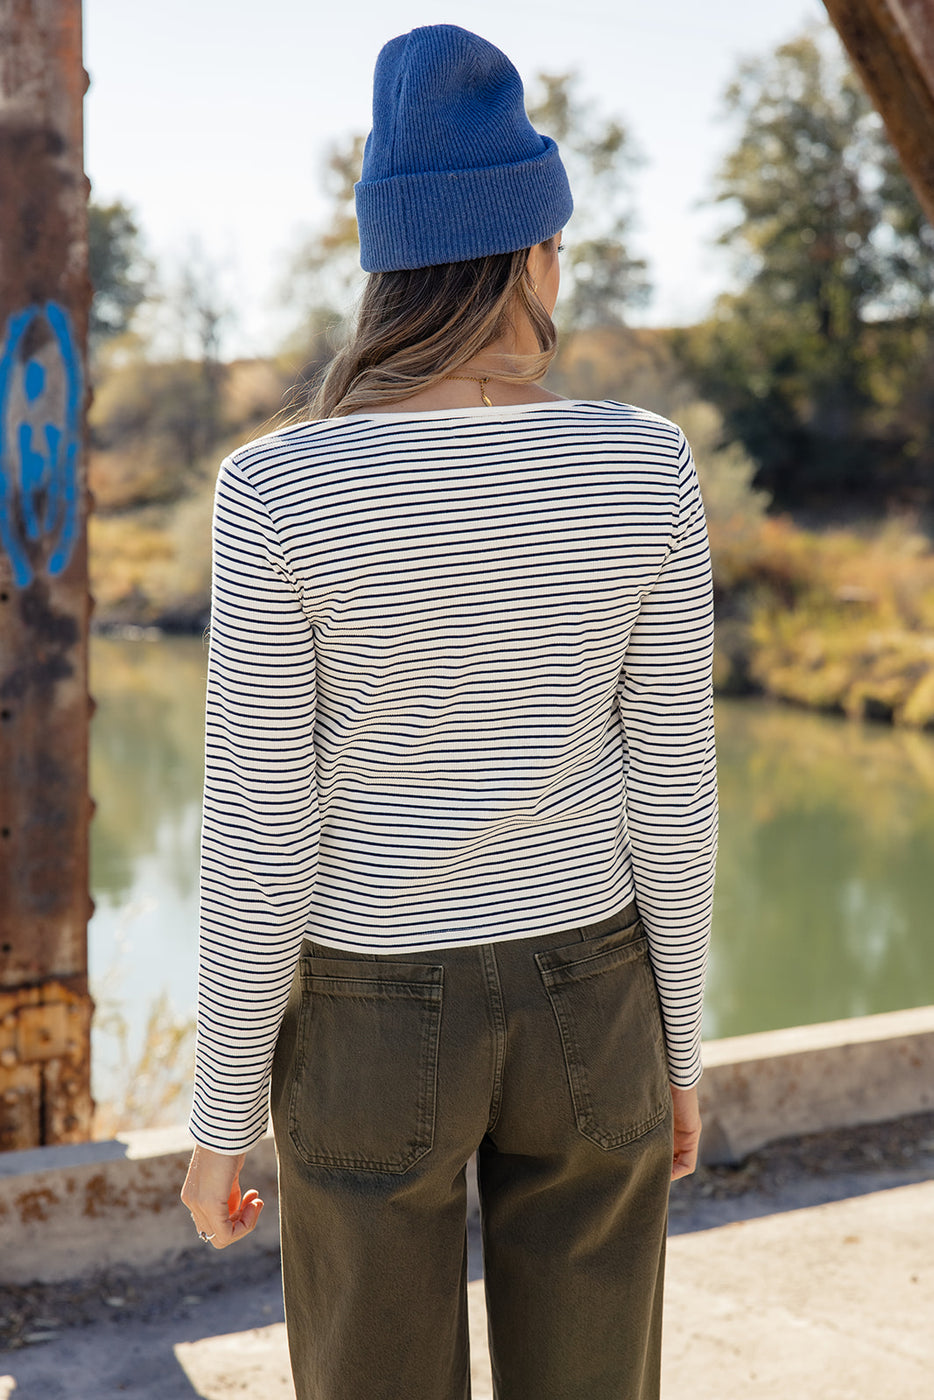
[671,1147,699,1180]
[196,1193,264,1248]
[193,1208,242,1249]
[230,1191,264,1224]
[187,1199,237,1243]
[189,1187,262,1221]
[239,1198,264,1231]
[213,1197,264,1248]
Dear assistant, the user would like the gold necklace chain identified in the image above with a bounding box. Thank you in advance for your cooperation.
[443,374,493,407]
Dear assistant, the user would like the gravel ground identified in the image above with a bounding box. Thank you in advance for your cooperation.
[2,1111,933,1357]
[0,1249,284,1358]
[668,1108,934,1231]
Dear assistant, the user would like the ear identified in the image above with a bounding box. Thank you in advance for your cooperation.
[525,237,550,283]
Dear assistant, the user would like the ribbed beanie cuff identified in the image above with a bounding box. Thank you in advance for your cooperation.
[355,25,573,272]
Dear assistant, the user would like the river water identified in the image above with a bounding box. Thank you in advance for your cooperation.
[88,635,934,1120]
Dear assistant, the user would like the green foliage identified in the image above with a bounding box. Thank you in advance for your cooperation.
[88,200,152,349]
[680,29,934,512]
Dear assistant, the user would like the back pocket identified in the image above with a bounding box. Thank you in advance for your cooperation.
[288,955,443,1173]
[535,927,669,1150]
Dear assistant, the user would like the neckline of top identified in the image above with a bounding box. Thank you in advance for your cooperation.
[338,398,617,422]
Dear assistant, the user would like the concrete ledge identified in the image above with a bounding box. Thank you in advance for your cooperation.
[1,1005,932,1284]
[698,1005,934,1164]
[0,1126,280,1286]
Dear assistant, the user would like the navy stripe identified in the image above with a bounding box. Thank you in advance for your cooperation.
[189,399,718,1154]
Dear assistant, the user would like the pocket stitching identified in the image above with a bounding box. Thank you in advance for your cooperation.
[537,944,669,1150]
[535,933,649,984]
[287,970,443,1173]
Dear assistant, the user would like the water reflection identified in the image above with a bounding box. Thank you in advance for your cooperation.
[89,635,207,1114]
[87,639,934,1111]
[91,634,207,902]
[708,697,934,1038]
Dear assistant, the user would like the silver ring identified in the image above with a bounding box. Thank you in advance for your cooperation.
[198,1230,216,1242]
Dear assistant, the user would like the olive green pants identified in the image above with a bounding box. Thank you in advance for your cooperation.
[270,902,673,1400]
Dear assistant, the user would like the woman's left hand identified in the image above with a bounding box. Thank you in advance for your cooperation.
[181,1144,265,1250]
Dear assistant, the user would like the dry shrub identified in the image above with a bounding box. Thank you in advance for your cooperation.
[89,484,215,627]
[224,356,295,430]
[143,486,215,621]
[674,399,769,527]
[731,519,934,726]
[89,513,175,620]
[711,515,823,602]
[547,323,690,411]
[89,359,223,512]
[84,332,934,731]
[93,991,195,1138]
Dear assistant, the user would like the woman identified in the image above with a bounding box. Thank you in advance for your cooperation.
[182,23,717,1400]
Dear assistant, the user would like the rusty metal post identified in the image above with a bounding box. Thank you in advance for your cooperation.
[823,0,934,227]
[0,0,93,1150]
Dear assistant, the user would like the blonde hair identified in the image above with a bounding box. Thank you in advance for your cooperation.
[308,238,558,419]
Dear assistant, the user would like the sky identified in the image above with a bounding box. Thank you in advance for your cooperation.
[83,0,829,358]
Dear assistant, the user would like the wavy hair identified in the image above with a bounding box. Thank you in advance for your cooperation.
[307,238,559,419]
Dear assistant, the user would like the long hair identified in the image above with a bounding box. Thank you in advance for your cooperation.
[309,238,559,419]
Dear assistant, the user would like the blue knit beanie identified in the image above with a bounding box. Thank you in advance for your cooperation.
[355,24,573,272]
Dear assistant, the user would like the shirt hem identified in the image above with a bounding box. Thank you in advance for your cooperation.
[302,892,637,956]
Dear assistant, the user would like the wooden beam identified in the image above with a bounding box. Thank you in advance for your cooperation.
[823,0,934,227]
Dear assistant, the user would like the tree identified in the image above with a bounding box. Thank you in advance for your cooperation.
[87,237,237,497]
[526,72,649,330]
[169,245,233,445]
[680,28,934,511]
[88,200,152,349]
[174,250,229,368]
[279,133,367,359]
[280,74,648,355]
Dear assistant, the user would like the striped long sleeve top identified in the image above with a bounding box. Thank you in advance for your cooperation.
[189,398,718,1154]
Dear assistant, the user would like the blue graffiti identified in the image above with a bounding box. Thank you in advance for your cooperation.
[0,301,83,588]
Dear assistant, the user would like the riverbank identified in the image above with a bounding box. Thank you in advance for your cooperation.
[89,509,934,731]
[86,344,934,731]
[710,513,934,728]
